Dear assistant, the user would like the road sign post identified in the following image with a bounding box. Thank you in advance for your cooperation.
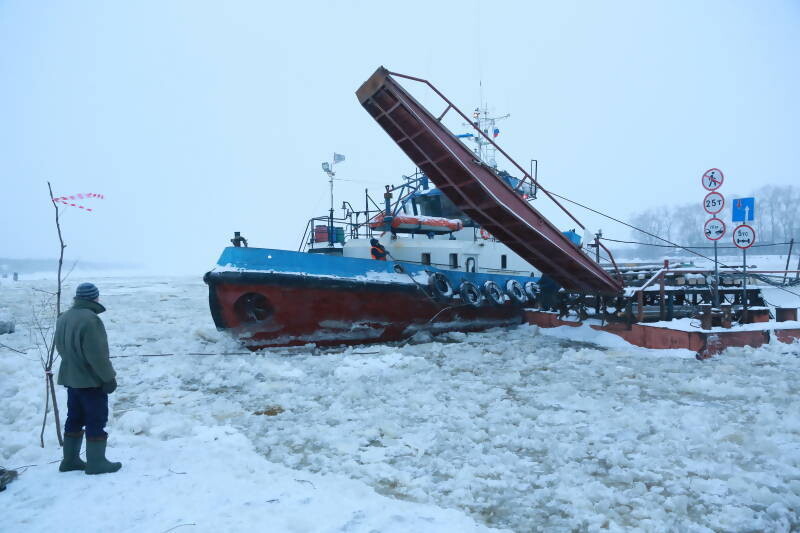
[742,244,748,323]
[701,169,726,306]
[703,213,726,307]
[716,241,720,305]
[733,224,756,323]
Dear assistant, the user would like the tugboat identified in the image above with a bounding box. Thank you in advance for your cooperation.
[203,165,566,348]
[204,71,593,349]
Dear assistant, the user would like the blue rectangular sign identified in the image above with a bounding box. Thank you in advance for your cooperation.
[732,197,755,222]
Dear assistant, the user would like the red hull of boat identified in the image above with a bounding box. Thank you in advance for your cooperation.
[205,271,524,349]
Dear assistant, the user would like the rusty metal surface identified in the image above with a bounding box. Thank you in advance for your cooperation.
[356,67,623,294]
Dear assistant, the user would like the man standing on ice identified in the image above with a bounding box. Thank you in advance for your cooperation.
[55,282,122,475]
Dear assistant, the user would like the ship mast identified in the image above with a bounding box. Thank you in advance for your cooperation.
[462,106,509,169]
[321,153,346,246]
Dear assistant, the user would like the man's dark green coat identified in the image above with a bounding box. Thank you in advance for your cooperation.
[55,299,116,388]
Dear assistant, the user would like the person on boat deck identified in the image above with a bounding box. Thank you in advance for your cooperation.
[370,238,388,261]
[230,231,248,248]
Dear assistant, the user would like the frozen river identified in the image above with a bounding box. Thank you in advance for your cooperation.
[2,275,799,532]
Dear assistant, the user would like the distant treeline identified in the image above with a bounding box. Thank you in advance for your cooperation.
[0,258,136,275]
[626,184,799,257]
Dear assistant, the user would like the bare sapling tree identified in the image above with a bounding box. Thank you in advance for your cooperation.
[33,182,68,447]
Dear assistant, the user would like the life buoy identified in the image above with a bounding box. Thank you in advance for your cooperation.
[458,281,483,308]
[483,281,505,305]
[505,280,527,304]
[479,228,492,240]
[428,272,454,301]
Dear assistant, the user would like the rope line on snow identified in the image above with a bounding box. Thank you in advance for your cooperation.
[109,352,252,358]
[160,523,196,533]
[0,347,390,358]
[108,350,382,358]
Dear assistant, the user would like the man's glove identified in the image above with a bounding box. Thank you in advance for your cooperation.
[102,378,117,394]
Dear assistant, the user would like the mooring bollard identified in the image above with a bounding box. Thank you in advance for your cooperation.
[720,303,732,328]
[776,308,798,322]
[700,303,713,330]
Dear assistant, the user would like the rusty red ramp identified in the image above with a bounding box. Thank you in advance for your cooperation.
[356,67,623,295]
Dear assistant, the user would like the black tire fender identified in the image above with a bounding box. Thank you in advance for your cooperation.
[523,281,539,301]
[505,280,527,304]
[428,272,454,300]
[483,281,505,305]
[458,281,483,307]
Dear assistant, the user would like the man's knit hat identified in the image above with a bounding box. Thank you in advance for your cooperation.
[75,282,100,301]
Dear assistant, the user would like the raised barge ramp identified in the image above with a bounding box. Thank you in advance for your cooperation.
[356,67,623,295]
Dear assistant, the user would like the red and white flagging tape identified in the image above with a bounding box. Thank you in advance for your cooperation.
[53,193,105,212]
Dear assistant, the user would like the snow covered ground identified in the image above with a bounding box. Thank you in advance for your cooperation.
[2,275,799,532]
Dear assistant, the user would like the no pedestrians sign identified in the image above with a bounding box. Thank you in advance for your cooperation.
[701,168,724,191]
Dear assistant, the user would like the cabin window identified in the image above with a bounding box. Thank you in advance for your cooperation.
[501,255,507,269]
[416,195,443,218]
[421,253,431,266]
[449,253,458,268]
[465,257,476,273]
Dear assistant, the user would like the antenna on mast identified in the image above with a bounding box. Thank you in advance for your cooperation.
[461,106,509,169]
[321,154,346,246]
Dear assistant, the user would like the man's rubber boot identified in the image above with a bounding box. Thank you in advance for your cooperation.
[85,437,122,475]
[59,431,87,472]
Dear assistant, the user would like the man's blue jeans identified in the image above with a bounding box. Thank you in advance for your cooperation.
[64,387,109,439]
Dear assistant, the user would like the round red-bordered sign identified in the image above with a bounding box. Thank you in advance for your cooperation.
[732,224,755,249]
[703,191,725,215]
[704,217,726,241]
[701,168,724,191]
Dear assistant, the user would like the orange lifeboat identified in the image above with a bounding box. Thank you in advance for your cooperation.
[369,213,463,234]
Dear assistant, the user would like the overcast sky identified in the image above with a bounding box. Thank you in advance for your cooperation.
[1,0,798,273]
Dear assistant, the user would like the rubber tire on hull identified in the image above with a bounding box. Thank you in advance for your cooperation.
[505,280,527,304]
[458,281,483,307]
[428,272,454,301]
[483,281,505,306]
[524,281,539,301]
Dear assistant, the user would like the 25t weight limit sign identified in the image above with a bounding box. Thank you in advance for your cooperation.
[703,192,724,215]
